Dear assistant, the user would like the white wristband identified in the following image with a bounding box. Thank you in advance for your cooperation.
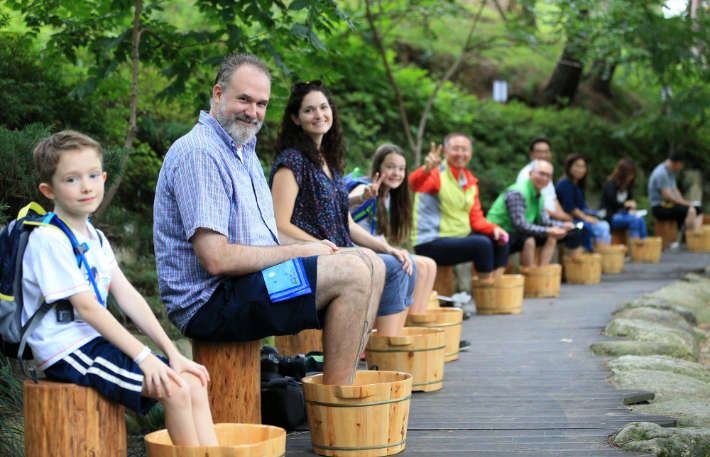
[359,193,366,204]
[133,346,151,364]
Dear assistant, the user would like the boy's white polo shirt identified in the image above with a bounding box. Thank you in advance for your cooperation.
[21,222,116,370]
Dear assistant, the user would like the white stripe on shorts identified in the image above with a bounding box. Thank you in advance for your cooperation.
[64,353,143,393]
[73,349,144,382]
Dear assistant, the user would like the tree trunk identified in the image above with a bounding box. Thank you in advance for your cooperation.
[542,45,584,105]
[93,0,142,220]
[590,61,616,99]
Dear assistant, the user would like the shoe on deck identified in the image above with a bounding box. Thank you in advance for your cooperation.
[459,340,471,351]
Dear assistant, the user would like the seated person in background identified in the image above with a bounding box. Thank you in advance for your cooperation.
[648,151,703,242]
[600,158,648,240]
[409,133,510,280]
[30,131,217,446]
[517,137,573,222]
[154,55,384,386]
[556,153,611,250]
[348,144,437,315]
[488,160,582,267]
[269,80,413,337]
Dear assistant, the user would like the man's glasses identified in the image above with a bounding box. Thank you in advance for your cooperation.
[292,80,324,90]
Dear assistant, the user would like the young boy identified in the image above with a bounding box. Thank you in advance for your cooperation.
[24,130,218,446]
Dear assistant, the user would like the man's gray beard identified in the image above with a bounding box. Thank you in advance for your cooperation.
[215,100,263,146]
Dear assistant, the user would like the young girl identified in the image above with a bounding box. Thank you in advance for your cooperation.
[600,158,648,240]
[348,144,437,314]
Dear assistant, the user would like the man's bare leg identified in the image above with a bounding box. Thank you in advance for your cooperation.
[492,266,506,278]
[315,248,384,385]
[538,236,556,266]
[520,237,537,267]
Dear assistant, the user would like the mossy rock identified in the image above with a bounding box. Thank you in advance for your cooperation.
[611,369,710,401]
[634,398,710,428]
[613,307,696,335]
[607,355,710,382]
[132,334,192,360]
[613,422,710,457]
[616,299,698,326]
[604,318,698,358]
[643,289,710,323]
[591,340,698,361]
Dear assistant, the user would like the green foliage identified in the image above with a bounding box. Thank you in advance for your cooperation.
[0,124,129,223]
[0,32,107,137]
[0,357,24,457]
[116,142,163,214]
[126,402,165,435]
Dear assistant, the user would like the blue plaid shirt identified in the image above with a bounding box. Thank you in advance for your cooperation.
[154,111,279,333]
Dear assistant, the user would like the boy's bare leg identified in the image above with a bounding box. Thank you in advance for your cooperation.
[143,380,199,446]
[538,236,557,266]
[315,248,384,385]
[410,255,436,314]
[373,309,408,337]
[182,372,218,446]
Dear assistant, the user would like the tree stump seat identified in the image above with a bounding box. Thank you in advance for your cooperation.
[23,379,127,457]
[611,228,630,247]
[433,265,454,298]
[274,329,323,356]
[191,339,261,424]
[653,218,677,250]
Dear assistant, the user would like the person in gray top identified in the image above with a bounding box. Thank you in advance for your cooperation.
[648,151,703,234]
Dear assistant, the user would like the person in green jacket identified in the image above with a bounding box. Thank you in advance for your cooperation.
[487,160,584,267]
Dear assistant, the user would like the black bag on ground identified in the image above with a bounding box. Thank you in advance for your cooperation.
[261,377,307,431]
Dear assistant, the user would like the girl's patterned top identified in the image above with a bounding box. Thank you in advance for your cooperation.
[269,149,354,247]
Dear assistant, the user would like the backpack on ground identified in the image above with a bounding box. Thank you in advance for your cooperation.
[0,202,104,382]
[343,168,377,234]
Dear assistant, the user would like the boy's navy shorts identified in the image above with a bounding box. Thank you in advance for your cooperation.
[42,336,169,415]
[184,256,322,342]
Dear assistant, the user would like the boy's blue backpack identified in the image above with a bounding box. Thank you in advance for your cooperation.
[343,168,377,234]
[0,202,104,382]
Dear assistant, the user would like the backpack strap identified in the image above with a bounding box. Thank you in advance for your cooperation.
[43,214,105,306]
[17,301,55,383]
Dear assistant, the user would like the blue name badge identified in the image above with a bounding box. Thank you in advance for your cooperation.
[261,258,313,303]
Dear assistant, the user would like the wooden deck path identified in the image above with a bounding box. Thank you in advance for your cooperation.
[287,251,710,456]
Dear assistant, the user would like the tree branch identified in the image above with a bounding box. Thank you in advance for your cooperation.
[365,0,417,155]
[94,0,142,220]
[412,0,488,166]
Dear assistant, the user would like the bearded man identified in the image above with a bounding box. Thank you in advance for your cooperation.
[153,53,384,385]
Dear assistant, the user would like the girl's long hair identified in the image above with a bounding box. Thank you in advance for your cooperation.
[370,144,412,245]
[274,84,346,174]
[563,152,588,191]
[607,158,637,191]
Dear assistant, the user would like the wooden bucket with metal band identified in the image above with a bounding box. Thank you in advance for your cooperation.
[471,274,524,315]
[405,308,463,362]
[365,327,446,392]
[593,244,627,274]
[687,229,710,252]
[518,264,562,298]
[562,254,602,284]
[630,237,662,263]
[427,290,440,310]
[302,371,412,457]
[145,423,286,457]
[274,329,322,356]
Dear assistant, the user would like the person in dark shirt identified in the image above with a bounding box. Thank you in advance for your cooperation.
[599,158,648,240]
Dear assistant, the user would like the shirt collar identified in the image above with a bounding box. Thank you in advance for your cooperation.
[199,110,255,161]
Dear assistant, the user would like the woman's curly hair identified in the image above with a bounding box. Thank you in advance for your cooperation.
[274,84,346,174]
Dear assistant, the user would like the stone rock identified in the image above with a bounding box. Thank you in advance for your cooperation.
[605,318,699,359]
[634,398,710,428]
[173,338,193,360]
[607,355,710,382]
[644,288,710,323]
[591,340,697,361]
[614,307,696,335]
[611,369,710,401]
[616,299,698,326]
[694,328,707,343]
[613,422,710,456]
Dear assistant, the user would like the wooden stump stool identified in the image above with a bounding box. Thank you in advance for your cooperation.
[611,228,630,247]
[191,340,261,424]
[433,265,454,298]
[274,329,323,356]
[23,379,127,457]
[703,215,710,226]
[654,218,678,250]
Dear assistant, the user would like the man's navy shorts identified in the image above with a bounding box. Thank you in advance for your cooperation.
[184,256,322,342]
